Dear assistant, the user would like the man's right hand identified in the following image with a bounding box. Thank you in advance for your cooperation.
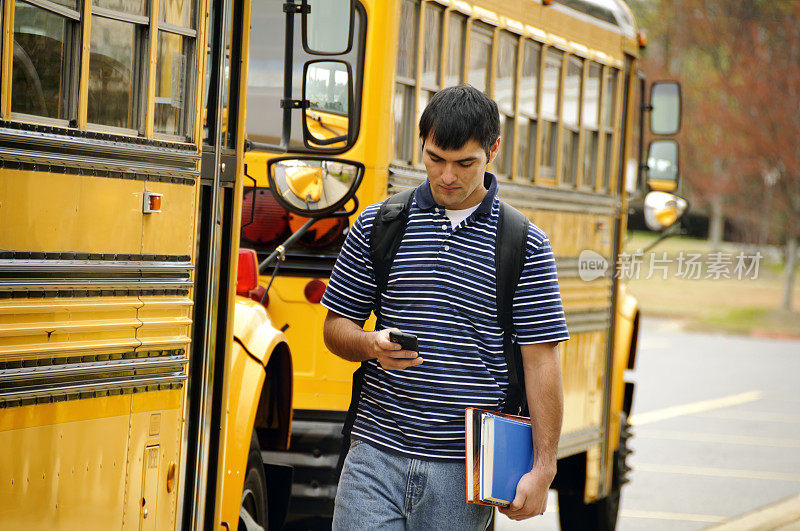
[371,329,423,370]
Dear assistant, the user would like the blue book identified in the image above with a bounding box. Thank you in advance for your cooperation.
[465,408,534,507]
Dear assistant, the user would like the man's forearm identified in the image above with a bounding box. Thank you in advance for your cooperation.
[323,311,375,362]
[521,342,564,473]
[497,342,563,520]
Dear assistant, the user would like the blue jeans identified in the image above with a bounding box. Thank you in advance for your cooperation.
[332,439,493,530]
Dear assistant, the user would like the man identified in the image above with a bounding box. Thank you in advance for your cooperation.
[321,85,569,529]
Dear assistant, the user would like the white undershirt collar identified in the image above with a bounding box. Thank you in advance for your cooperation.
[444,204,480,229]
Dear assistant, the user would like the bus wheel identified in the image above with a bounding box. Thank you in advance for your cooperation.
[557,414,632,531]
[239,431,269,531]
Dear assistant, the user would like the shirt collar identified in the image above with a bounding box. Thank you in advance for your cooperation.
[414,172,498,216]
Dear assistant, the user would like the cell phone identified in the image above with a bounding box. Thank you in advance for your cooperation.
[389,330,418,352]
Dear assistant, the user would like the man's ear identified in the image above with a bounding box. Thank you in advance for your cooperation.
[488,136,501,164]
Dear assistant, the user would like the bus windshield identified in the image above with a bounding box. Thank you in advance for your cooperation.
[245,0,364,149]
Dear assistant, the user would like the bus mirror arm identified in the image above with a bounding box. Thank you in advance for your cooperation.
[640,223,687,255]
[636,74,647,192]
[245,139,288,154]
[276,0,299,152]
[241,165,257,229]
[257,196,359,274]
[259,217,318,273]
[307,134,349,146]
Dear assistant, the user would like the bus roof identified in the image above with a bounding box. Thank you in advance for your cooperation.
[555,0,638,38]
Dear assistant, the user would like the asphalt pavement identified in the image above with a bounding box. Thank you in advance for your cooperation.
[495,317,800,531]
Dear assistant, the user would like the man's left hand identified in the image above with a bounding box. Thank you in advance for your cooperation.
[497,465,556,521]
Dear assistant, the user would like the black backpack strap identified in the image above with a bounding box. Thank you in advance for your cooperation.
[338,189,415,471]
[369,188,416,319]
[496,202,530,415]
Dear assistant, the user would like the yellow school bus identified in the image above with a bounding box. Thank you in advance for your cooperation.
[0,0,365,529]
[241,0,683,529]
[0,0,682,528]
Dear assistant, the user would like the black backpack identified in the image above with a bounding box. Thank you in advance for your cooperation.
[338,189,530,467]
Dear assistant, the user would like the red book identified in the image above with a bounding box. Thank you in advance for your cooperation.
[464,407,532,507]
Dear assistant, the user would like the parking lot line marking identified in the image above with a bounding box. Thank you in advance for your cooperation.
[634,463,800,482]
[636,429,800,448]
[696,410,800,424]
[620,509,725,523]
[706,493,800,530]
[630,391,762,426]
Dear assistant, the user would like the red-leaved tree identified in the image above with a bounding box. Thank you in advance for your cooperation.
[631,0,799,310]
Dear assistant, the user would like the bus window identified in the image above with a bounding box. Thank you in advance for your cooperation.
[202,0,230,145]
[11,0,78,121]
[539,48,562,180]
[602,67,619,191]
[518,39,540,181]
[468,22,492,94]
[154,33,196,137]
[246,0,364,151]
[161,0,196,27]
[495,31,517,178]
[151,0,197,138]
[94,0,144,13]
[87,3,142,131]
[394,0,418,163]
[421,3,442,89]
[444,11,466,87]
[561,55,582,187]
[582,61,601,188]
[245,2,285,147]
[625,62,641,194]
[418,2,442,125]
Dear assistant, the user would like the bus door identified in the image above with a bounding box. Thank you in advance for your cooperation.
[180,0,249,526]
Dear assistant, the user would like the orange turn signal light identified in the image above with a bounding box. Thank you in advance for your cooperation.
[143,191,164,214]
[638,30,648,49]
[166,463,176,493]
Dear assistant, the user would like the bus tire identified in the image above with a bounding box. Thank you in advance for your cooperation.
[557,414,632,531]
[239,431,269,531]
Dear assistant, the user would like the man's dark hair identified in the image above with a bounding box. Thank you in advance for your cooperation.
[418,85,500,159]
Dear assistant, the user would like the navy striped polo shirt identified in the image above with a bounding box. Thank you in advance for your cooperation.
[321,173,570,460]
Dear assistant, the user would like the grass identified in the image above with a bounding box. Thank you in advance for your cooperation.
[698,307,800,338]
[622,231,800,337]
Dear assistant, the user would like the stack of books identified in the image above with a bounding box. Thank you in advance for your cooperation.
[465,407,534,507]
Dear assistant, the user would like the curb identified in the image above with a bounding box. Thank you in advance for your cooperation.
[706,493,800,530]
[750,329,800,341]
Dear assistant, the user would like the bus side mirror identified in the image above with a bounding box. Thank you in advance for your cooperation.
[267,156,364,217]
[302,60,353,151]
[302,0,355,55]
[650,82,681,135]
[644,191,688,231]
[646,139,680,192]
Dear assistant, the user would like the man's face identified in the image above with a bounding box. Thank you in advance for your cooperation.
[421,135,501,210]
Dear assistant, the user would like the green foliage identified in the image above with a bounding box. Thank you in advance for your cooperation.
[698,307,800,336]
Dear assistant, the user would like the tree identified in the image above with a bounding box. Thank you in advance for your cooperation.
[715,2,800,310]
[631,0,749,251]
[631,0,800,311]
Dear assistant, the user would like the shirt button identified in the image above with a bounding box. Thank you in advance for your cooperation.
[441,224,448,230]
[444,245,450,251]
[435,208,441,214]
